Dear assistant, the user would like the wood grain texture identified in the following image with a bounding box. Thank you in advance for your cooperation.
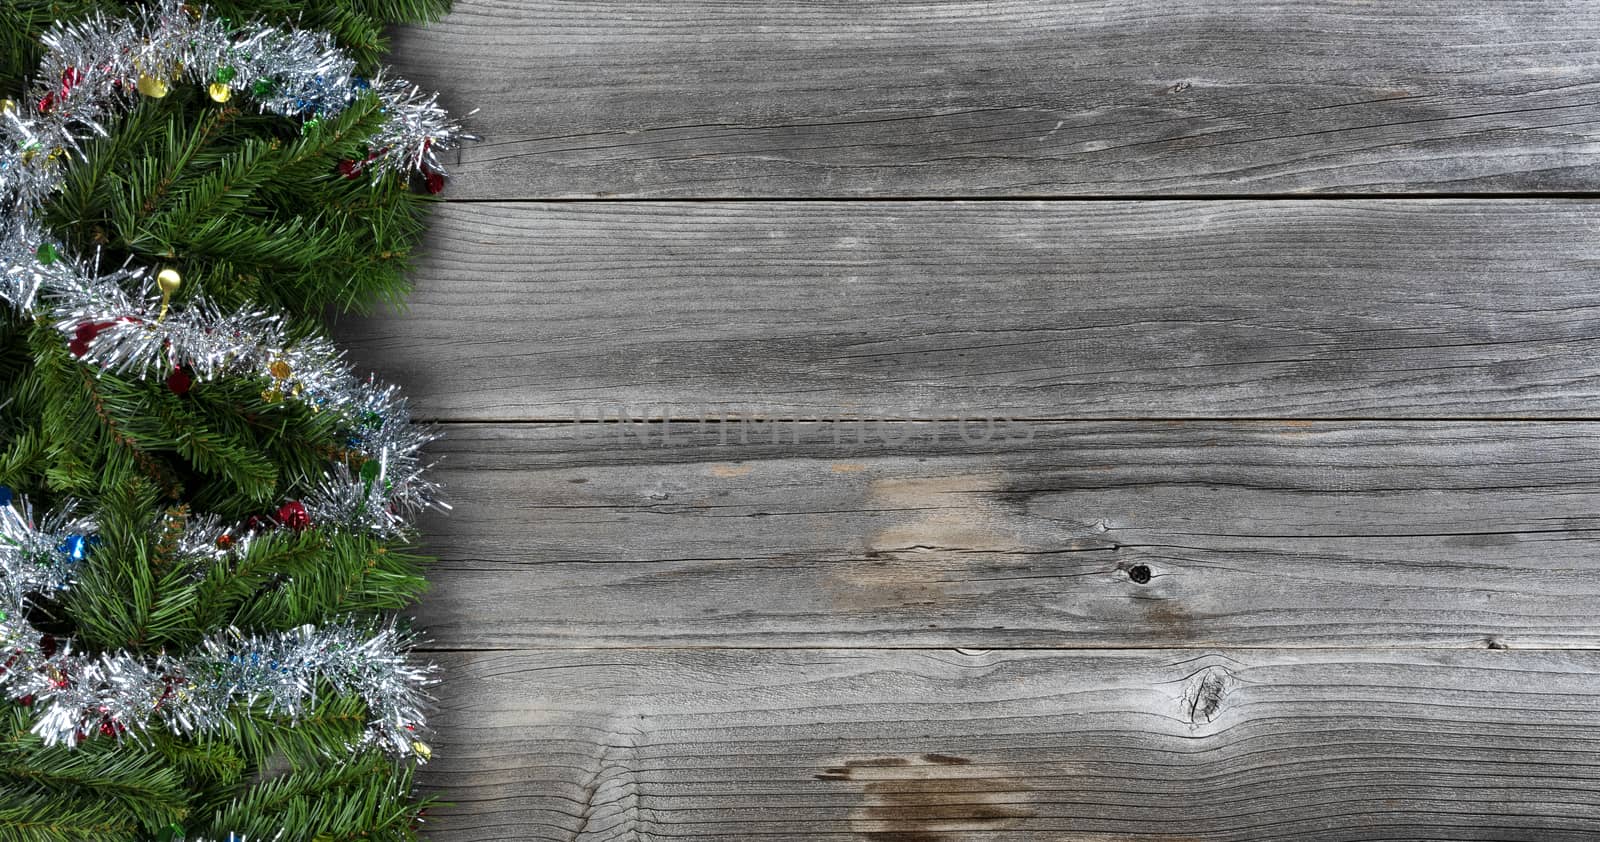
[409,420,1600,649]
[391,0,1600,199]
[372,4,1600,834]
[338,199,1600,421]
[417,647,1600,841]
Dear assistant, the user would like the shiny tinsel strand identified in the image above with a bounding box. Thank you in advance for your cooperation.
[0,495,436,757]
[42,256,448,537]
[4,0,468,209]
[0,0,459,539]
[0,1,456,758]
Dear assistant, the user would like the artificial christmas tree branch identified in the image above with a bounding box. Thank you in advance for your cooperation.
[0,2,464,838]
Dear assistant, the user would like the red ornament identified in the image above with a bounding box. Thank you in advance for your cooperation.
[60,67,83,97]
[216,533,234,549]
[422,167,445,194]
[70,323,97,356]
[69,319,124,356]
[37,92,55,114]
[166,366,192,395]
[39,635,57,658]
[337,158,363,179]
[16,695,33,707]
[277,500,311,531]
[245,515,266,532]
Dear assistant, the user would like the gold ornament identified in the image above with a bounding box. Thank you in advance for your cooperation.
[207,82,232,103]
[0,99,15,116]
[157,268,182,294]
[136,73,170,98]
[412,740,433,761]
[269,359,291,380]
[156,268,181,322]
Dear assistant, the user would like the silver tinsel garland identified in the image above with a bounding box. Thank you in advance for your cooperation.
[39,257,447,539]
[0,0,459,538]
[4,0,465,202]
[0,2,466,757]
[0,492,436,756]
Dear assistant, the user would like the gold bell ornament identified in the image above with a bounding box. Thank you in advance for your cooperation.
[156,268,181,322]
[136,73,170,98]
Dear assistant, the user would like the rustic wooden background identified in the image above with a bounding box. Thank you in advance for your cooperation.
[339,2,1600,838]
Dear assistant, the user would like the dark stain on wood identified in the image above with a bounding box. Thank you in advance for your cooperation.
[1136,593,1195,642]
[819,753,1034,840]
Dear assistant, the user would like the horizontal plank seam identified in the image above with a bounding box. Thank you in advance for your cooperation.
[437,191,1600,204]
[409,644,1584,654]
[418,417,1600,425]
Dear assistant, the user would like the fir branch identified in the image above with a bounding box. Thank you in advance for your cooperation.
[1,0,449,834]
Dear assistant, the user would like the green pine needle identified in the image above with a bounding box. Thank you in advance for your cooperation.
[0,0,449,836]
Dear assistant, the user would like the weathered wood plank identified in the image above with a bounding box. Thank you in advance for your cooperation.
[410,421,1600,649]
[340,200,1600,421]
[417,647,1600,840]
[393,0,1600,199]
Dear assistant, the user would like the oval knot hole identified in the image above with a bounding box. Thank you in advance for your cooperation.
[1183,665,1231,725]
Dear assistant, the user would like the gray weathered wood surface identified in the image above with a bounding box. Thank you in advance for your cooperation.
[390,0,1600,199]
[423,648,1600,841]
[403,422,1600,653]
[362,1,1600,837]
[341,200,1600,420]
[408,421,1600,649]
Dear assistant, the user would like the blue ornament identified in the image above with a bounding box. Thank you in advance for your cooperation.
[0,486,12,506]
[352,76,370,91]
[58,534,95,562]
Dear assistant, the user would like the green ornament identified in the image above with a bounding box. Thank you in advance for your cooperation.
[252,78,274,97]
[360,460,381,484]
[34,242,57,265]
[215,65,237,83]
